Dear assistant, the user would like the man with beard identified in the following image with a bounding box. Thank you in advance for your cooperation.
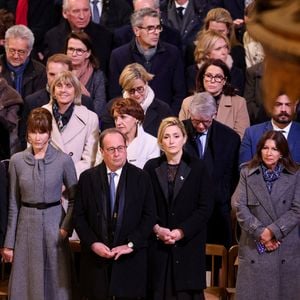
[239,94,300,164]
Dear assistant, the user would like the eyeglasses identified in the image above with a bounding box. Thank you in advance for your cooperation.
[127,86,145,96]
[67,47,88,56]
[190,117,213,127]
[105,145,127,154]
[138,25,163,34]
[203,73,225,83]
[7,48,28,56]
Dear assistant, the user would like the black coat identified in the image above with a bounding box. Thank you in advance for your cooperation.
[101,96,173,137]
[109,40,187,114]
[43,20,113,75]
[184,119,240,247]
[74,162,156,298]
[0,55,47,99]
[143,152,213,292]
[19,88,94,150]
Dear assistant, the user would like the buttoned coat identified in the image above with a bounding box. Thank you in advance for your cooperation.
[143,152,213,293]
[239,121,300,165]
[43,103,99,177]
[235,165,300,300]
[179,93,250,139]
[74,162,156,298]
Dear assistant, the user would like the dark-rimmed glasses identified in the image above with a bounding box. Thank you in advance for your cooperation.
[203,73,225,83]
[67,47,88,56]
[138,25,163,34]
[127,86,145,96]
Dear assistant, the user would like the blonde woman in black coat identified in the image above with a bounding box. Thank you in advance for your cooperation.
[144,117,213,300]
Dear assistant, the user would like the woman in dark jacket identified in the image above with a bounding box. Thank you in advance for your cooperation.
[144,117,213,300]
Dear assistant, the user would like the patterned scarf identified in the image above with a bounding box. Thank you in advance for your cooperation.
[52,101,74,132]
[261,163,283,194]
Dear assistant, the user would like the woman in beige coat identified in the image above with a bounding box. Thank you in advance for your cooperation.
[43,71,99,177]
[179,59,249,139]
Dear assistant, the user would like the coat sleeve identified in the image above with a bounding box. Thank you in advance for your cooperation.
[61,155,78,233]
[4,157,21,249]
[0,162,8,247]
[235,168,265,240]
[75,111,99,176]
[268,171,300,241]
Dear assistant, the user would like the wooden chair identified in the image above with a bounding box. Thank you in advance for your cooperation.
[204,244,228,300]
[226,245,239,300]
[0,261,9,300]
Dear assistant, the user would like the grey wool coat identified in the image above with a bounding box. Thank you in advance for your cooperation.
[235,165,300,300]
[4,144,77,300]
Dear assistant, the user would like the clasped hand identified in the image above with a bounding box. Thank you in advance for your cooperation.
[260,228,281,252]
[91,242,133,260]
[155,226,184,245]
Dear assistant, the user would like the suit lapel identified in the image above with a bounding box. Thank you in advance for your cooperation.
[172,160,191,202]
[247,170,277,221]
[155,161,169,205]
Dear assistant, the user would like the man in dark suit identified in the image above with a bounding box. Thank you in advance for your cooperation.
[109,8,186,114]
[43,0,113,75]
[113,0,182,50]
[184,92,240,248]
[74,128,156,300]
[19,54,93,149]
[240,94,300,165]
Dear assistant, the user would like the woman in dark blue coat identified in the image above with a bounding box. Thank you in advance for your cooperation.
[144,117,213,300]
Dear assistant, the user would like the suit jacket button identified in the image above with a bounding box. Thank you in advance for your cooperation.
[69,152,73,156]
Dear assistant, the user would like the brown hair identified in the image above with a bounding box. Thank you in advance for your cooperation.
[65,31,99,69]
[111,97,145,123]
[99,128,127,149]
[46,54,73,72]
[27,108,52,136]
[248,130,298,172]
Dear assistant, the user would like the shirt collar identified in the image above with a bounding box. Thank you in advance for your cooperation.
[271,119,292,138]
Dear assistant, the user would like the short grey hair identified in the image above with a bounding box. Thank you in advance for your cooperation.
[132,0,160,10]
[5,25,34,51]
[131,7,160,28]
[189,92,217,118]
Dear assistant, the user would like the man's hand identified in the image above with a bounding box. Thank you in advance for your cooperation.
[111,244,133,260]
[91,242,115,259]
[2,247,13,263]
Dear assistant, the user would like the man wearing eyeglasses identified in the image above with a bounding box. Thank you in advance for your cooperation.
[43,0,112,75]
[183,92,240,248]
[0,24,47,98]
[74,128,156,300]
[109,7,186,114]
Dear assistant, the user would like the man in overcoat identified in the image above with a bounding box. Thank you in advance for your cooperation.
[74,128,156,299]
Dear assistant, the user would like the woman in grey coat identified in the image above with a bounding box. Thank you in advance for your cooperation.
[2,108,77,300]
[235,130,300,300]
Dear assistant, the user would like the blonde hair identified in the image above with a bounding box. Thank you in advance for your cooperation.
[50,71,82,105]
[204,8,239,47]
[157,117,187,149]
[194,30,230,64]
[119,63,154,91]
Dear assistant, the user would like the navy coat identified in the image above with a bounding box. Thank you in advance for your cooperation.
[108,40,187,114]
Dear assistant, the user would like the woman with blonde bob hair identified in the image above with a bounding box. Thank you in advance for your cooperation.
[187,30,245,95]
[144,117,212,300]
[43,70,99,177]
[101,63,172,136]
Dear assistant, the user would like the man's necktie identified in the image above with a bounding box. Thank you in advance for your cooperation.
[176,7,184,20]
[196,133,205,159]
[109,172,116,216]
[92,0,100,24]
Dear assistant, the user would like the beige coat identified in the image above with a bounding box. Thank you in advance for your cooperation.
[43,103,99,177]
[179,94,250,139]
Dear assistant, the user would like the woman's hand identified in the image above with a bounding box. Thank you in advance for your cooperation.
[2,247,14,263]
[264,239,281,252]
[260,228,274,244]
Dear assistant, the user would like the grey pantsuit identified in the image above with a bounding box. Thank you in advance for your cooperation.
[4,144,77,300]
